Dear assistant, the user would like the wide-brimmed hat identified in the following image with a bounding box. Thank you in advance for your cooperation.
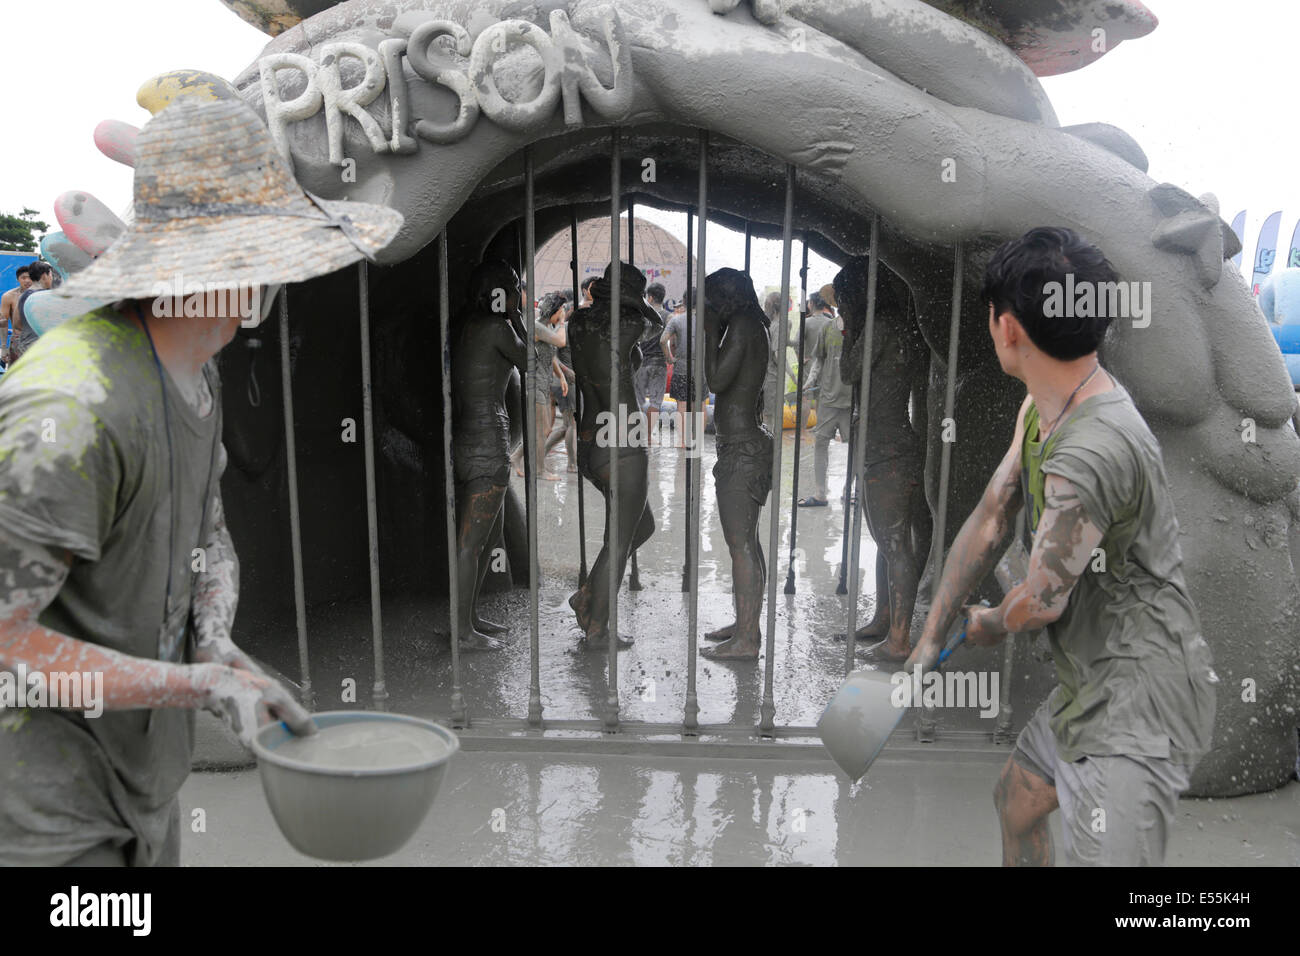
[592,261,661,324]
[57,96,402,302]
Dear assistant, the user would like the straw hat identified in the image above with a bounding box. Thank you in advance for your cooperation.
[57,96,402,302]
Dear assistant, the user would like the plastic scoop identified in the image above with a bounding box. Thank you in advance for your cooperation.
[816,624,968,781]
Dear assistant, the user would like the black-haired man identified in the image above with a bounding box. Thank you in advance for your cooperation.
[906,226,1216,866]
[635,282,670,437]
[1,265,33,366]
[10,261,53,363]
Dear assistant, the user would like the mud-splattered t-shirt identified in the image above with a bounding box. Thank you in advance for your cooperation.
[1020,384,1217,764]
[0,307,222,865]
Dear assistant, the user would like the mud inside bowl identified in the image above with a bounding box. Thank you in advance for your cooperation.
[253,711,459,861]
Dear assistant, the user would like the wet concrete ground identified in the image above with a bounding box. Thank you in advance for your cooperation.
[181,753,1300,866]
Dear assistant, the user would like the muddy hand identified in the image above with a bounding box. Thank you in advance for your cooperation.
[195,662,316,749]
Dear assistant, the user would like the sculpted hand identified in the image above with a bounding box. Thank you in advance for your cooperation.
[193,662,317,749]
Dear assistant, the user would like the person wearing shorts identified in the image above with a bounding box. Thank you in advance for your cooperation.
[906,227,1217,866]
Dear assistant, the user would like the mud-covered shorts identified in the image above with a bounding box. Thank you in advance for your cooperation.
[1013,697,1192,866]
[714,428,773,505]
[453,420,511,489]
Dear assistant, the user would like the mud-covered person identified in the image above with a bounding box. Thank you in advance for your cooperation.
[905,227,1217,866]
[0,96,407,865]
[450,259,530,651]
[568,262,662,648]
[699,269,773,661]
[9,260,53,364]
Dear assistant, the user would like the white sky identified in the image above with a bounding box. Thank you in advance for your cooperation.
[2,0,1296,293]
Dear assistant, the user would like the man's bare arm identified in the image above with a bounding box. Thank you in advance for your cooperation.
[997,473,1103,632]
[0,527,312,743]
[908,398,1030,667]
[704,317,746,393]
[191,482,251,668]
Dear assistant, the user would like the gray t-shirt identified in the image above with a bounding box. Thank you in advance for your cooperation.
[1021,384,1217,764]
[0,307,222,865]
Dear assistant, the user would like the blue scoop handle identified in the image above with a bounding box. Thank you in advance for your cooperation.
[937,629,965,666]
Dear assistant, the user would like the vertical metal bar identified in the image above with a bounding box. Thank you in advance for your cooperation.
[681,208,694,593]
[437,232,466,727]
[604,129,622,732]
[760,164,796,733]
[524,147,543,727]
[627,197,641,592]
[684,133,708,733]
[743,222,752,274]
[835,392,856,596]
[784,239,811,594]
[843,215,880,676]
[919,241,965,740]
[570,210,588,586]
[277,288,313,709]
[358,261,387,707]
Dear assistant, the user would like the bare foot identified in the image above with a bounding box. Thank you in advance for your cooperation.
[474,616,509,636]
[832,614,890,642]
[568,589,591,631]
[701,634,761,660]
[541,471,560,481]
[567,464,577,473]
[704,622,735,641]
[583,630,634,650]
[458,630,506,652]
[854,639,910,664]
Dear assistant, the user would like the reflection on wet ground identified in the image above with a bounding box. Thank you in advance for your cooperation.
[182,752,1300,866]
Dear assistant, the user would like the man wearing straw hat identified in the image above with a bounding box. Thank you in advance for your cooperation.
[0,94,400,866]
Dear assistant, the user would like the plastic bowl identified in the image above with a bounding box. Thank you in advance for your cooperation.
[252,710,459,861]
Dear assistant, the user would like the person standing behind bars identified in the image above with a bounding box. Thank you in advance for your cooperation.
[568,262,662,649]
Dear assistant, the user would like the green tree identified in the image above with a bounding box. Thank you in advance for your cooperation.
[0,208,49,253]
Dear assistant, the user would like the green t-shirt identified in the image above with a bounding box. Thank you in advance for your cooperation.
[0,307,222,865]
[1021,384,1217,763]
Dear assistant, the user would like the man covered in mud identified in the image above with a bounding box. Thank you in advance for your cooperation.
[450,259,529,652]
[0,96,358,865]
[568,262,662,649]
[834,258,930,660]
[906,227,1217,866]
[700,268,773,661]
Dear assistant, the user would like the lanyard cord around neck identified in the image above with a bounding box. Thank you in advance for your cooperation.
[137,305,179,661]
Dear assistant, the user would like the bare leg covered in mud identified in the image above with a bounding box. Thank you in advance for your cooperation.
[702,491,765,659]
[454,481,508,652]
[994,756,1058,866]
[572,454,654,649]
[853,457,922,663]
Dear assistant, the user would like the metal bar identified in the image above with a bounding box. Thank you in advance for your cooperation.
[570,210,588,587]
[358,261,387,707]
[684,133,708,733]
[743,221,752,274]
[437,232,466,727]
[627,197,641,592]
[784,238,811,594]
[760,164,796,733]
[681,208,694,593]
[835,391,856,596]
[918,241,965,742]
[277,288,313,709]
[843,215,880,676]
[524,148,543,727]
[604,130,622,732]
